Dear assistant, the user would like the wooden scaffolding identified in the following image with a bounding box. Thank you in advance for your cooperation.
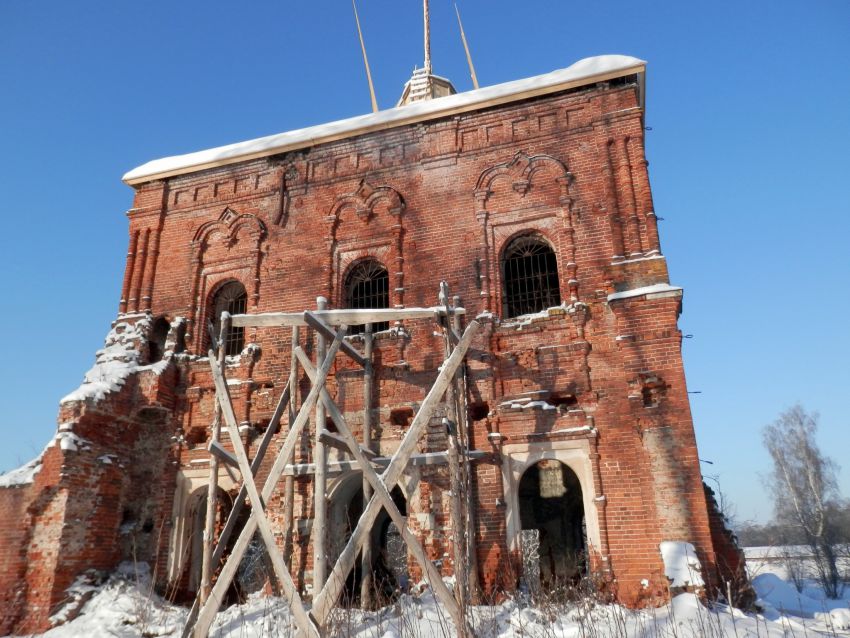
[182,284,480,637]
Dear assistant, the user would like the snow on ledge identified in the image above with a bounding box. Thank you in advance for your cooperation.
[123,54,645,184]
[48,431,91,453]
[0,425,97,487]
[0,455,42,488]
[607,283,683,302]
[499,398,557,411]
[61,315,167,405]
[660,541,705,588]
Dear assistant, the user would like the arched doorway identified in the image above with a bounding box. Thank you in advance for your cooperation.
[177,486,259,604]
[180,487,233,598]
[327,473,408,605]
[518,460,586,590]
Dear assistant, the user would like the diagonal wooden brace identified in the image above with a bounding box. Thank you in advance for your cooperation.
[212,382,291,567]
[311,320,480,627]
[296,348,471,635]
[187,330,345,638]
[181,382,292,638]
[208,350,319,637]
[304,311,367,367]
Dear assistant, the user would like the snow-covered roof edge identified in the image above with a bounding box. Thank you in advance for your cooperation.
[123,54,646,186]
[607,283,683,302]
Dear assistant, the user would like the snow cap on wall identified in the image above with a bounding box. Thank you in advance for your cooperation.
[123,54,646,185]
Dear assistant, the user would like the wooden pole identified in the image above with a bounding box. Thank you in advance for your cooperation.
[359,323,374,608]
[313,297,329,594]
[181,379,294,638]
[212,382,291,567]
[229,306,465,328]
[282,325,299,567]
[439,283,469,616]
[200,313,229,604]
[453,294,481,603]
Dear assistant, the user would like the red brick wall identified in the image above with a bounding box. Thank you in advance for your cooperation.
[3,75,722,632]
[0,345,179,633]
[0,484,33,635]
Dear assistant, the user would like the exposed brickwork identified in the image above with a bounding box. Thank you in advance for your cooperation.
[0,70,736,632]
[0,483,32,635]
[704,484,755,608]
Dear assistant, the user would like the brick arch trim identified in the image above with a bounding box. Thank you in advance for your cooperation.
[187,208,267,349]
[328,179,405,226]
[474,151,571,204]
[326,180,406,307]
[473,152,579,312]
[192,207,267,247]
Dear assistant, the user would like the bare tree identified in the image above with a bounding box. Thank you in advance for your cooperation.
[762,404,843,598]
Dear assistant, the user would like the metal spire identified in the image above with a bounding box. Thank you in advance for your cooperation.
[424,0,432,74]
[352,0,378,112]
[398,0,457,106]
[454,3,479,89]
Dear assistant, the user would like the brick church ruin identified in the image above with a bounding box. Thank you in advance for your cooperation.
[0,46,744,635]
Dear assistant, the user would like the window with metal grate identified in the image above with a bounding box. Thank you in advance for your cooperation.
[211,281,248,356]
[502,235,561,318]
[345,259,389,334]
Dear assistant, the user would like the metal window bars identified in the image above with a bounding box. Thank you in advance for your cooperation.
[502,235,561,317]
[212,282,248,356]
[345,260,389,333]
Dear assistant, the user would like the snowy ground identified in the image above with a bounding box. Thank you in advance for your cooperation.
[6,557,849,638]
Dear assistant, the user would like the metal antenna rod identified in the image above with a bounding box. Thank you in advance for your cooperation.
[455,3,479,89]
[424,0,432,74]
[352,0,379,113]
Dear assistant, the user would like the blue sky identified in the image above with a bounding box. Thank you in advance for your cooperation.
[1,1,848,525]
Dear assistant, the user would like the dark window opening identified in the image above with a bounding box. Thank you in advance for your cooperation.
[469,402,490,422]
[390,407,414,427]
[255,418,270,433]
[502,235,561,318]
[148,317,170,363]
[211,281,248,356]
[186,426,208,447]
[608,73,638,87]
[549,394,578,409]
[172,320,186,354]
[636,375,666,408]
[345,260,389,334]
[325,416,337,433]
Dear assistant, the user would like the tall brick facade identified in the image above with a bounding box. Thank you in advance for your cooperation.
[0,55,739,633]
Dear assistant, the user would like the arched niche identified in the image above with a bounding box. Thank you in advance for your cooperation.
[327,471,409,605]
[517,459,586,588]
[501,440,602,583]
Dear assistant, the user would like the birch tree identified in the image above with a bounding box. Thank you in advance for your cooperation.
[762,405,843,598]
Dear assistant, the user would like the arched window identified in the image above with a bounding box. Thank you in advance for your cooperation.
[345,259,389,334]
[502,235,561,318]
[210,281,247,356]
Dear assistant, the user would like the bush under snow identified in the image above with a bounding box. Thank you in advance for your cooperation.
[7,560,850,638]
